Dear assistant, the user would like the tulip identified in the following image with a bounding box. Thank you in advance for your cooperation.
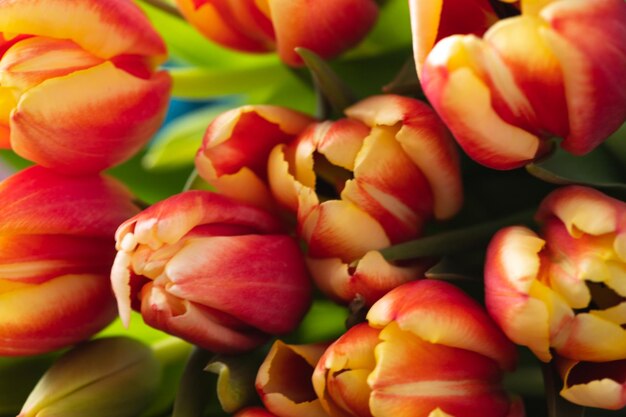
[409,0,500,76]
[268,94,463,305]
[195,105,314,212]
[18,337,160,417]
[485,185,626,409]
[235,407,279,417]
[111,190,312,353]
[312,280,523,417]
[0,0,171,173]
[256,340,330,417]
[174,0,379,66]
[421,0,626,169]
[0,166,139,356]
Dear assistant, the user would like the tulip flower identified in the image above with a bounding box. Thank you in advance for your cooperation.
[268,95,463,305]
[111,190,312,353]
[0,166,139,356]
[409,0,500,76]
[485,186,626,409]
[421,0,626,169]
[312,280,523,417]
[256,340,330,417]
[174,0,379,66]
[235,407,279,417]
[18,337,160,417]
[0,0,171,173]
[195,105,314,212]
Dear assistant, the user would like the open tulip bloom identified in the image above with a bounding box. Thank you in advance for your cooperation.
[1,0,626,416]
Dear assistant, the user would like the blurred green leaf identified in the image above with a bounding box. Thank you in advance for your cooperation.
[172,348,218,417]
[0,354,58,416]
[286,300,348,344]
[170,63,287,99]
[527,144,626,198]
[97,313,171,344]
[143,104,236,170]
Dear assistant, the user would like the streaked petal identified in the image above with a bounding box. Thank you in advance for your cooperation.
[10,62,171,173]
[368,280,518,371]
[559,358,626,410]
[0,273,116,356]
[0,0,166,60]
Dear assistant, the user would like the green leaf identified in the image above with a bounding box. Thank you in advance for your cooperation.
[286,300,349,344]
[0,354,58,416]
[296,48,356,117]
[143,104,236,170]
[379,210,535,262]
[526,144,626,198]
[172,348,217,417]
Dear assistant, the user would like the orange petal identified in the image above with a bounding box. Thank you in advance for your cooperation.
[409,0,498,76]
[10,62,170,173]
[368,280,518,371]
[369,322,512,417]
[175,0,274,52]
[559,357,626,410]
[0,0,166,60]
[0,273,116,356]
[0,165,138,237]
[256,340,329,417]
[268,0,378,66]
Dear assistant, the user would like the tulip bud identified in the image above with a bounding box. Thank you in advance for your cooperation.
[485,185,626,409]
[0,0,171,173]
[235,407,279,417]
[421,0,626,169]
[17,337,160,417]
[268,94,463,305]
[0,166,139,356]
[111,190,312,353]
[256,340,330,417]
[174,0,379,66]
[312,280,522,417]
[195,105,314,212]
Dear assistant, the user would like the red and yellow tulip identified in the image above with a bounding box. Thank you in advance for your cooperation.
[268,95,463,305]
[111,191,312,353]
[256,340,330,417]
[0,166,139,356]
[174,0,379,66]
[235,408,279,417]
[409,0,500,76]
[312,280,523,417]
[485,186,626,409]
[0,0,171,173]
[420,0,626,169]
[195,105,314,212]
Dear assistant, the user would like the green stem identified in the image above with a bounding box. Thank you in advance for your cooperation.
[379,210,535,262]
[140,0,184,19]
[542,362,586,417]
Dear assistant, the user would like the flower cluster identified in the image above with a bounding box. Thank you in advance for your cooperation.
[1,0,625,416]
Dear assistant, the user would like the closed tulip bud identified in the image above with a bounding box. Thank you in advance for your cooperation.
[421,0,626,169]
[256,340,330,417]
[312,280,522,417]
[17,337,160,417]
[195,105,314,212]
[111,191,312,353]
[485,185,626,409]
[174,0,378,66]
[0,166,139,356]
[409,0,500,76]
[0,0,171,173]
[268,95,463,305]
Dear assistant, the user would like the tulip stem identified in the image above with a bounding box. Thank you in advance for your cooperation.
[379,210,535,262]
[542,362,586,417]
[140,0,184,19]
